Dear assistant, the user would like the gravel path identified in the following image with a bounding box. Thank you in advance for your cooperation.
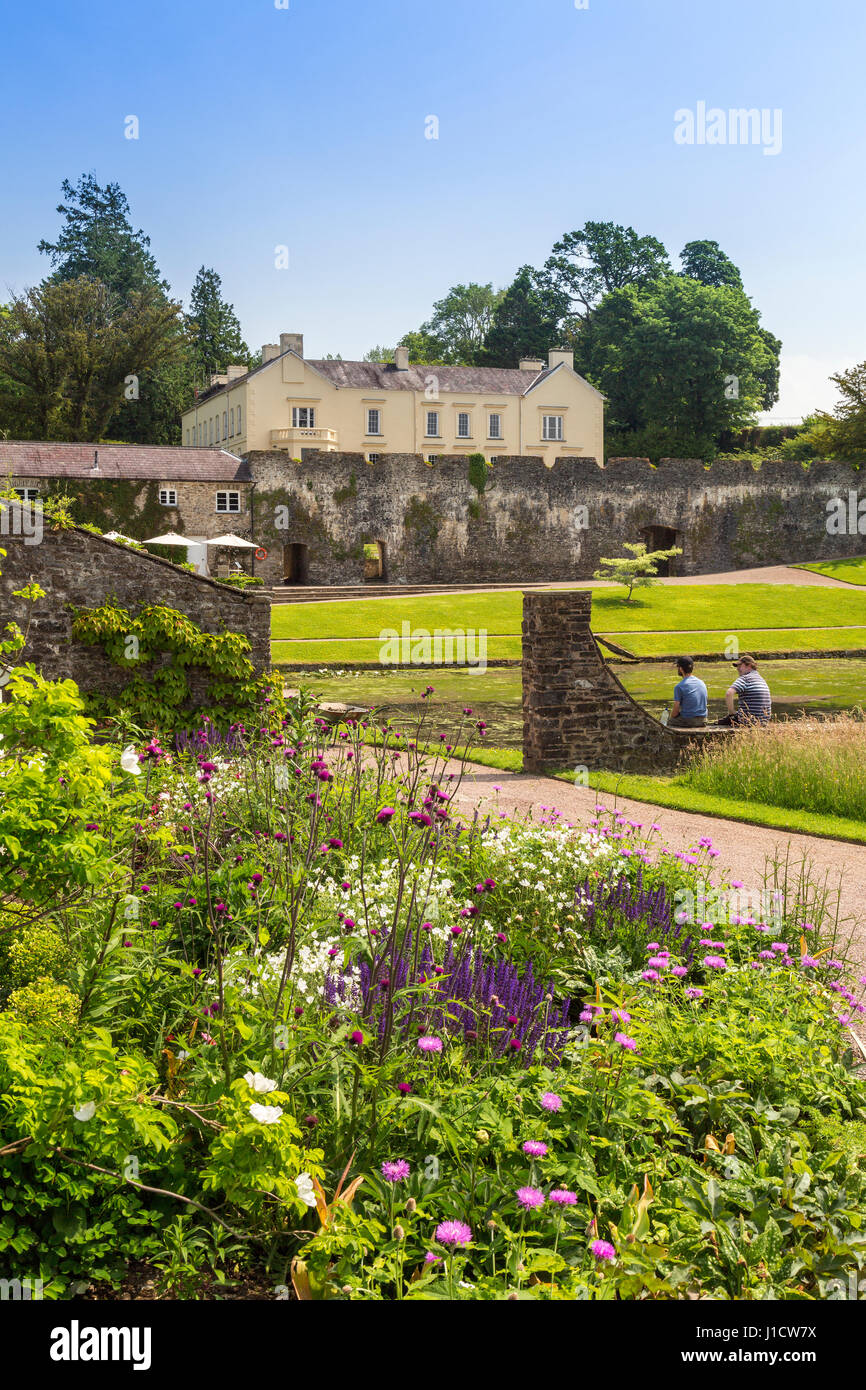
[447,760,866,1049]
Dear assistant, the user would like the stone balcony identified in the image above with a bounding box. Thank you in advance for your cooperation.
[269,427,339,451]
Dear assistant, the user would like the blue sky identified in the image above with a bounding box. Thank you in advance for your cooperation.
[2,0,864,421]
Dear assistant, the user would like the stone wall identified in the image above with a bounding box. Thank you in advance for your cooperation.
[247,451,865,586]
[0,527,270,701]
[8,475,253,552]
[522,590,728,774]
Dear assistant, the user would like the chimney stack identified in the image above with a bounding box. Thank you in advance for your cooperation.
[519,358,545,373]
[548,348,574,371]
[280,332,304,357]
[394,345,410,371]
[262,344,280,364]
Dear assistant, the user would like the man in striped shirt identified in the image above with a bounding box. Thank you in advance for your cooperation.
[723,654,772,725]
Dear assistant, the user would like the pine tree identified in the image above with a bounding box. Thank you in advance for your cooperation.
[185,267,250,382]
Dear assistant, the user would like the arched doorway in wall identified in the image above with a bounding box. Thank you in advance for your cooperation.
[283,542,310,584]
[641,525,680,576]
[364,540,387,583]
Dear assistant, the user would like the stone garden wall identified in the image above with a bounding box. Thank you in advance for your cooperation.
[0,526,270,699]
[247,451,865,587]
[521,590,728,774]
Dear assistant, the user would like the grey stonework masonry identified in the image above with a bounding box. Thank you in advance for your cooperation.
[522,590,729,775]
[247,452,866,587]
[0,527,270,703]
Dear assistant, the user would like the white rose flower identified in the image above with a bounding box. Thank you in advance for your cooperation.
[120,745,141,776]
[249,1103,283,1124]
[294,1172,317,1207]
[244,1070,277,1093]
[73,1101,96,1122]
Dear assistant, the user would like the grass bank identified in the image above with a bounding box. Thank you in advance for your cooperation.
[796,556,866,586]
[271,584,866,643]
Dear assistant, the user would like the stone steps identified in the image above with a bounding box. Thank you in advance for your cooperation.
[265,582,553,604]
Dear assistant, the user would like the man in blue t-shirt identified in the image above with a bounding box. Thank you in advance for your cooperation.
[669,656,708,727]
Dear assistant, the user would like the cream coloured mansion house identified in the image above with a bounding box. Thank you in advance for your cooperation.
[180,334,604,463]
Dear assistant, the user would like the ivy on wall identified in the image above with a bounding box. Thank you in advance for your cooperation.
[467,452,492,496]
[69,602,284,729]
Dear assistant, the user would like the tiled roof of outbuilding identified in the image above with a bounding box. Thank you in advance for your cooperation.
[0,443,251,482]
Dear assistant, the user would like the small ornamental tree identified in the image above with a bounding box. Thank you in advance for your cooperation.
[593,540,683,602]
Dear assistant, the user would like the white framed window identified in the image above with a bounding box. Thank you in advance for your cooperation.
[542,414,564,441]
[427,454,439,464]
[230,407,235,436]
[292,406,316,428]
[185,429,189,445]
[367,408,382,435]
[216,490,241,513]
[457,412,471,438]
[426,410,440,437]
[223,410,228,438]
[368,453,381,463]
[237,405,242,435]
[209,418,214,445]
[488,413,502,440]
[14,487,39,502]
[159,488,178,507]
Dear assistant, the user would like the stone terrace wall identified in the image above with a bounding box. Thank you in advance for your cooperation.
[522,590,727,774]
[248,451,864,587]
[0,527,270,700]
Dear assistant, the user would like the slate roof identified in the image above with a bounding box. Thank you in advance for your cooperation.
[305,360,560,395]
[192,355,573,405]
[0,443,251,482]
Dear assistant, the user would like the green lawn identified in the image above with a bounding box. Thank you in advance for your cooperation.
[795,556,866,586]
[273,626,866,665]
[272,585,866,644]
[273,636,523,664]
[616,657,866,713]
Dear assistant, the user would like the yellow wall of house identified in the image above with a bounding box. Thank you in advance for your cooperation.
[180,355,604,460]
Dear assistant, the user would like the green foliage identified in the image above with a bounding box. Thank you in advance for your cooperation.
[38,174,166,300]
[405,283,505,366]
[788,362,866,463]
[217,574,264,591]
[467,452,490,495]
[593,540,683,601]
[480,265,568,367]
[580,275,780,458]
[544,219,672,320]
[5,977,80,1035]
[679,239,744,290]
[2,923,74,991]
[69,601,285,728]
[185,266,252,382]
[0,277,183,441]
[0,669,121,905]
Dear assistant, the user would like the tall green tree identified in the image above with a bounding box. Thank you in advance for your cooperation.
[680,239,743,290]
[786,362,866,463]
[38,174,167,300]
[396,329,450,364]
[0,277,183,441]
[31,174,193,444]
[579,275,779,458]
[185,266,250,381]
[544,221,671,322]
[411,283,504,364]
[479,265,569,367]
